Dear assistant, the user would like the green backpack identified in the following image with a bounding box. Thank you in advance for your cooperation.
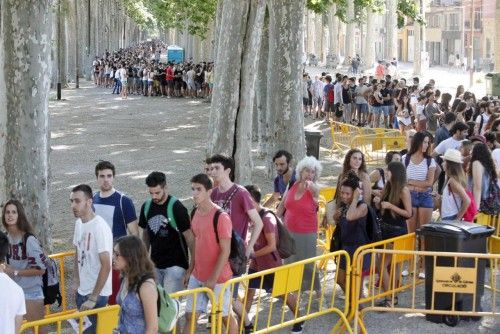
[143,195,188,260]
[136,274,180,332]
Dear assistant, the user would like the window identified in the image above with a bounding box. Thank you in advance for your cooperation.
[449,13,459,30]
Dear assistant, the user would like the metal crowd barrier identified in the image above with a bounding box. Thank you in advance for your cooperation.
[20,305,119,334]
[329,122,362,155]
[170,287,217,334]
[352,249,500,334]
[45,251,76,317]
[331,233,417,334]
[216,251,353,334]
[476,213,500,237]
[350,132,406,165]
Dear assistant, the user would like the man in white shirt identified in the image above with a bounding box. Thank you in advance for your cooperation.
[433,122,469,156]
[71,184,113,334]
[0,231,26,334]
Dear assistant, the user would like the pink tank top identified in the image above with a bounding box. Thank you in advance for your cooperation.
[284,182,318,233]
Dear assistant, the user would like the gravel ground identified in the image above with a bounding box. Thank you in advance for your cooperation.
[47,81,499,333]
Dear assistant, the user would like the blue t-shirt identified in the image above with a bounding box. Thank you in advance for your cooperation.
[93,191,137,239]
[273,170,297,195]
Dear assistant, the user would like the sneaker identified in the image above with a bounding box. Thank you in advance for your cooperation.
[291,321,304,333]
[418,272,426,279]
[244,323,254,334]
[401,269,409,277]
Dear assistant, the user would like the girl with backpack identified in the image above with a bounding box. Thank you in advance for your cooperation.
[440,149,475,221]
[2,199,47,334]
[113,235,158,334]
[468,143,500,215]
[372,162,412,307]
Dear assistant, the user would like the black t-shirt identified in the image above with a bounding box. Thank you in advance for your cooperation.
[381,88,393,106]
[139,195,190,269]
[342,86,351,103]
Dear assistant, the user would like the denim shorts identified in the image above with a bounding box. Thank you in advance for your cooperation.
[356,103,368,114]
[381,105,390,116]
[24,286,44,300]
[410,190,434,209]
[185,275,231,317]
[371,105,382,115]
[156,266,186,294]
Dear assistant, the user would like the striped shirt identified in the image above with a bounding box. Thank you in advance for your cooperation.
[403,154,436,182]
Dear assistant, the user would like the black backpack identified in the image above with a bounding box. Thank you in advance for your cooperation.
[258,210,296,259]
[363,202,383,243]
[21,234,62,306]
[190,208,247,276]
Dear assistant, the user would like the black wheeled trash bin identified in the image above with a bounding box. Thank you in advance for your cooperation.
[418,221,494,327]
[305,130,323,160]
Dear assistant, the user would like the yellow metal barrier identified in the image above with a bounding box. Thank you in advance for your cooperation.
[352,249,500,333]
[476,213,500,237]
[330,122,362,155]
[350,132,406,165]
[45,251,76,317]
[331,233,417,334]
[20,305,119,334]
[170,287,217,334]
[317,187,336,269]
[216,251,353,334]
[488,236,500,294]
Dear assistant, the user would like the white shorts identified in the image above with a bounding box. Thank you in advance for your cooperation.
[185,275,231,317]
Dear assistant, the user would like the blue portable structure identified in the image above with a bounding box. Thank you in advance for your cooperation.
[167,45,184,64]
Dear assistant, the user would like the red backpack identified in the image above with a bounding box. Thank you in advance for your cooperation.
[327,84,334,103]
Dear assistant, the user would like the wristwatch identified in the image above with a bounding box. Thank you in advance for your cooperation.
[14,270,19,276]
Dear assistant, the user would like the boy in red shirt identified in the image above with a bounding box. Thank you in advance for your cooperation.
[183,174,237,334]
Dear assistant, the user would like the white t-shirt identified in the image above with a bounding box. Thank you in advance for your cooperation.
[492,148,500,170]
[403,154,437,182]
[475,113,490,135]
[73,215,113,296]
[0,272,26,334]
[434,137,464,155]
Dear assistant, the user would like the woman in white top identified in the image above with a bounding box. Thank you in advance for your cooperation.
[440,149,471,220]
[403,132,437,278]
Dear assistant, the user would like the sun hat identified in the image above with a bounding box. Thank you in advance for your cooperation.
[443,148,463,164]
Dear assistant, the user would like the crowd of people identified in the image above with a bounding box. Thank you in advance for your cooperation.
[301,64,499,138]
[91,41,214,100]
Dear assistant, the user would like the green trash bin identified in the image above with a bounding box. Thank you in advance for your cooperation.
[485,72,500,97]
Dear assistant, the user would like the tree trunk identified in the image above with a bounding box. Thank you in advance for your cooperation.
[385,0,398,61]
[413,0,424,75]
[344,0,355,64]
[233,0,266,184]
[266,0,305,168]
[256,12,269,159]
[363,9,376,70]
[207,0,251,158]
[0,0,52,248]
[328,5,338,56]
[496,0,500,71]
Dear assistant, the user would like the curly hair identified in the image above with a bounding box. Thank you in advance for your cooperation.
[115,236,156,291]
[341,149,367,179]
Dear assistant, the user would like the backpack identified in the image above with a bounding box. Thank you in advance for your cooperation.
[450,185,478,222]
[327,84,335,103]
[479,178,500,215]
[190,207,247,276]
[258,210,296,259]
[136,274,180,333]
[364,203,383,243]
[143,196,188,260]
[21,233,62,306]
